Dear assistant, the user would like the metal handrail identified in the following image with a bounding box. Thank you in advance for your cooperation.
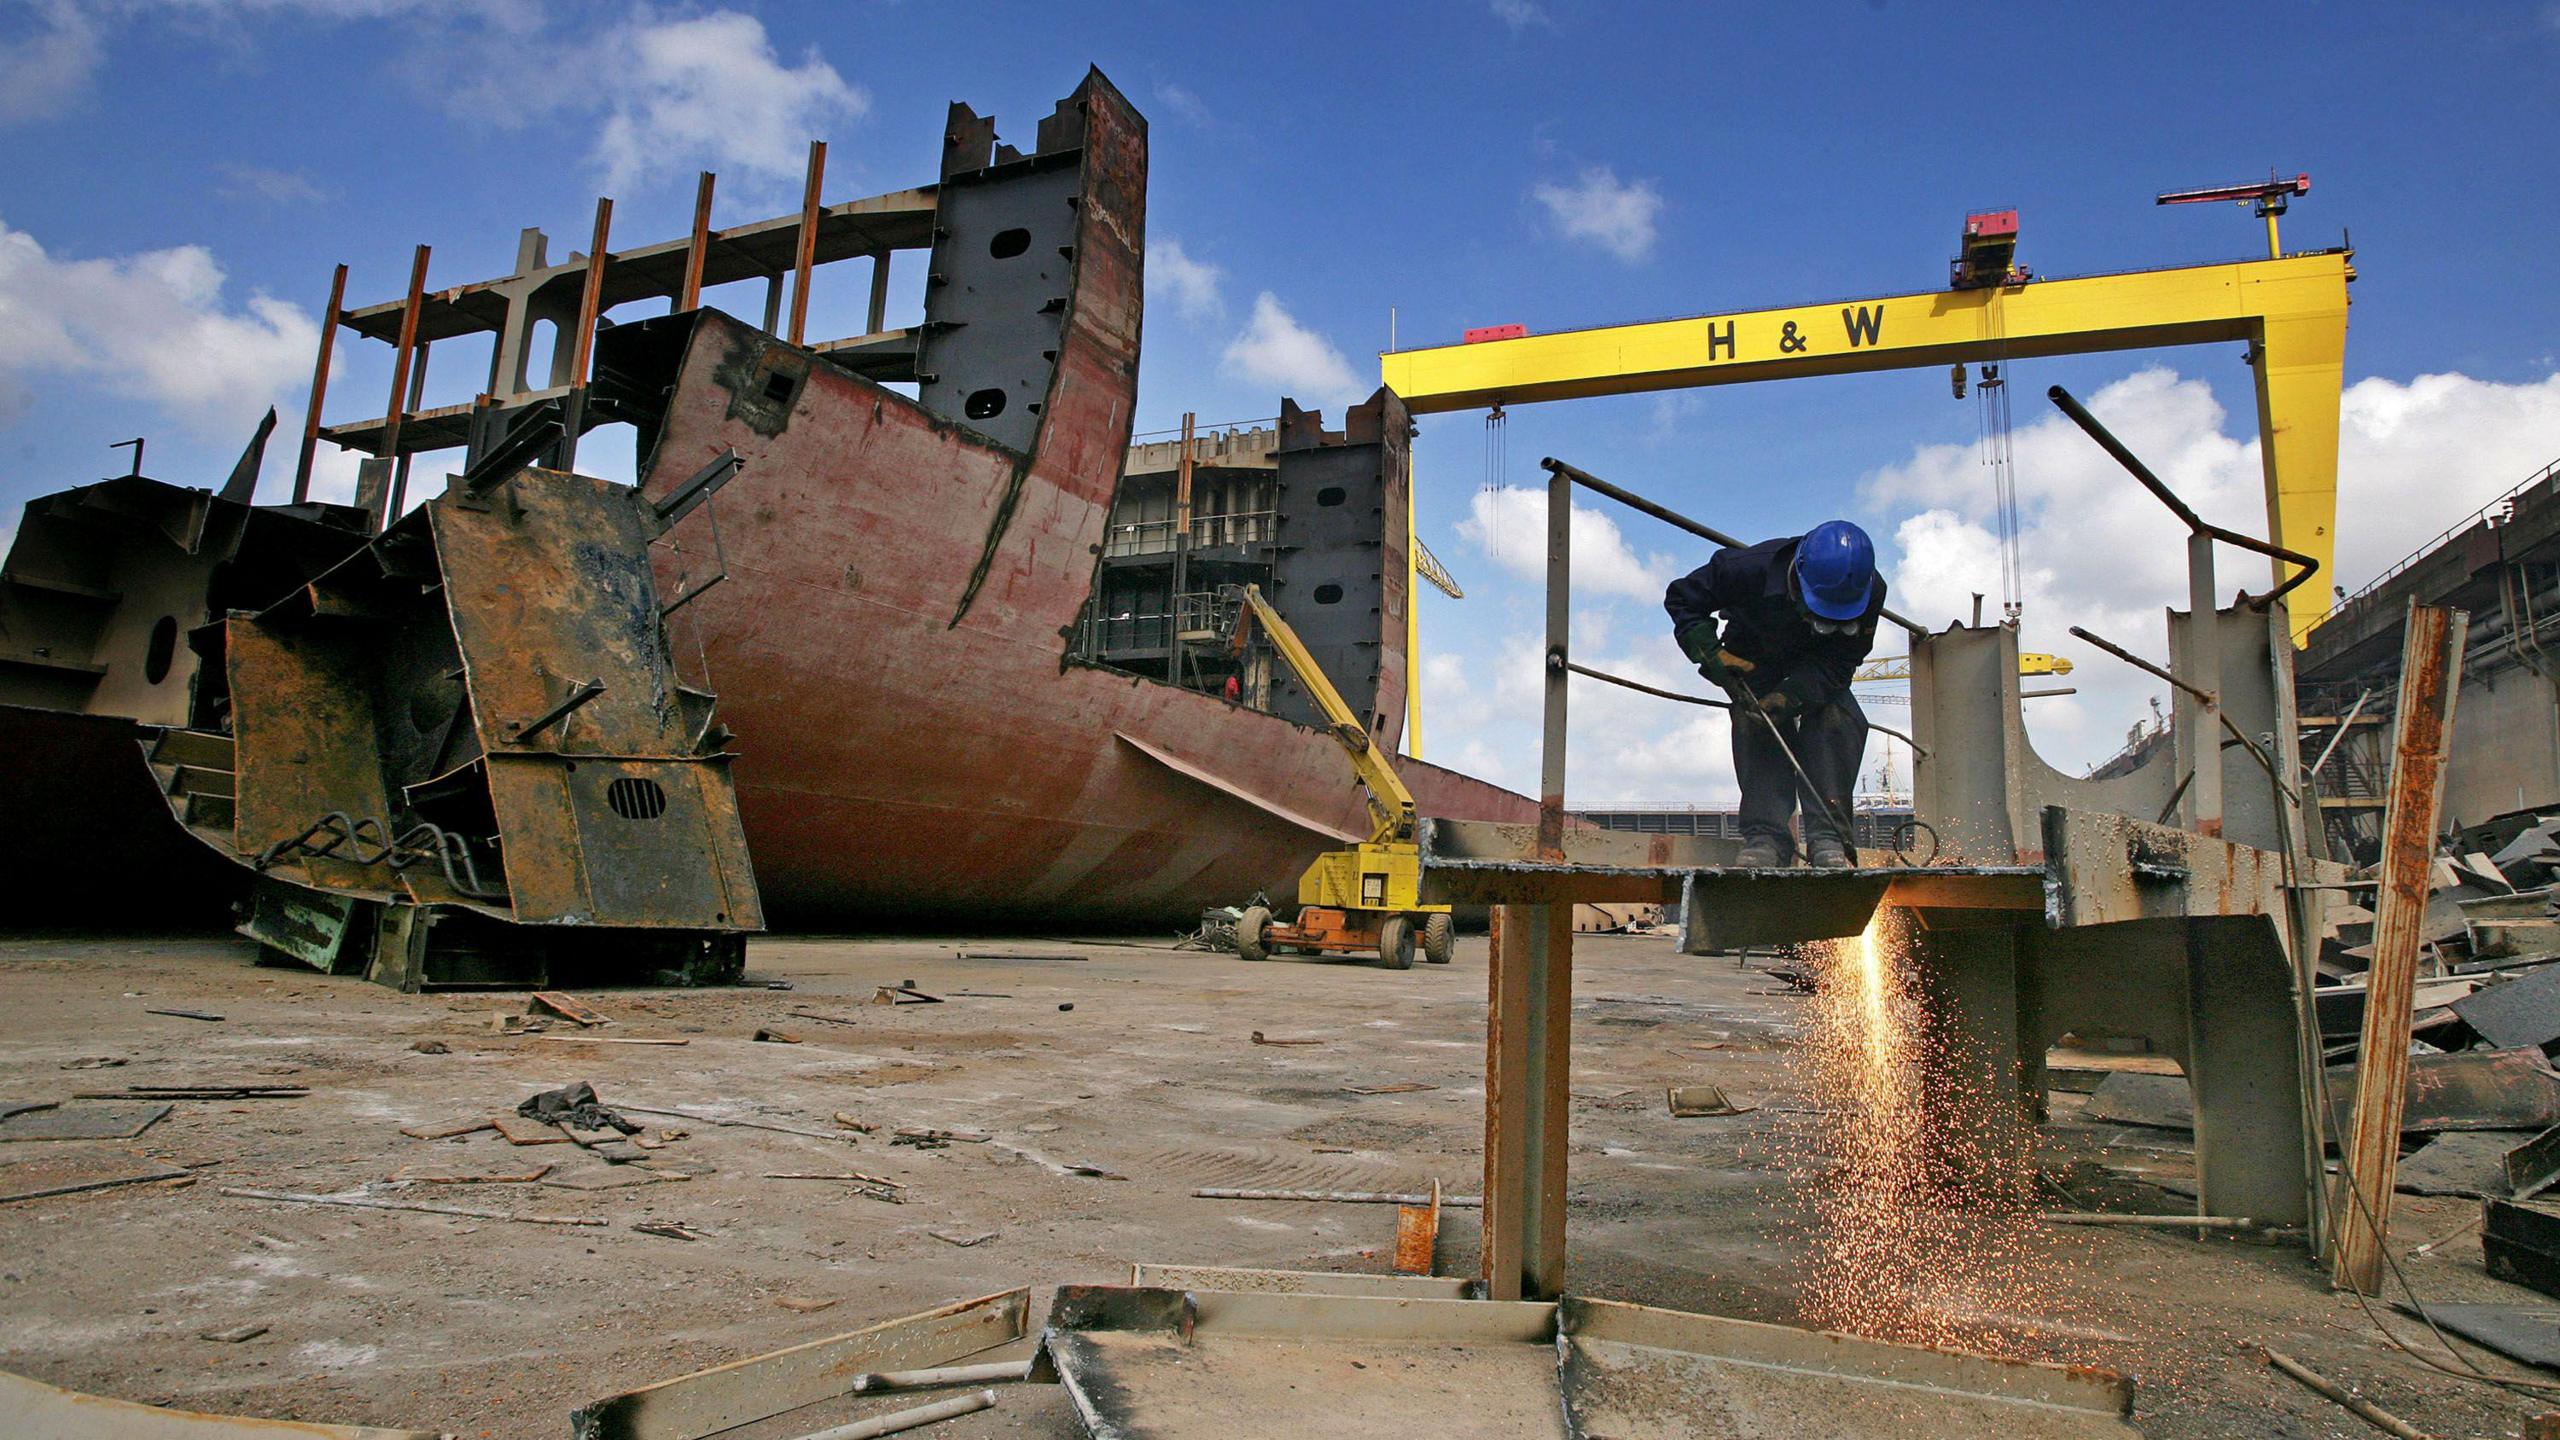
[2046,385,2319,607]
[2330,453,2560,615]
[1536,457,1927,638]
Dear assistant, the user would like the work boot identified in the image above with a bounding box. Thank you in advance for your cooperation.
[1735,835,1785,869]
[1805,836,1854,870]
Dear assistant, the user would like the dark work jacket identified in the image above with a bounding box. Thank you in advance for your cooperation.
[1662,535,1886,710]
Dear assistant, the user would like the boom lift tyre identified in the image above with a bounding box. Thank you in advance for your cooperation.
[1423,912,1454,965]
[1217,584,1450,970]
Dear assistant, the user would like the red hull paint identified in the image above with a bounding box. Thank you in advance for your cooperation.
[638,76,1532,925]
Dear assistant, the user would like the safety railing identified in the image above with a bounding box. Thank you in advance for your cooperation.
[1527,456,1926,859]
[2328,454,2560,619]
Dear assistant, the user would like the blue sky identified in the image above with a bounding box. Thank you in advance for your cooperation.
[3,1,2557,800]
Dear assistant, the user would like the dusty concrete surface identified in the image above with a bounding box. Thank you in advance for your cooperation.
[0,931,2548,1438]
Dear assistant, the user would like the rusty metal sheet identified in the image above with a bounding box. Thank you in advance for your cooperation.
[2088,1049,2560,1133]
[224,621,398,894]
[572,1289,1029,1440]
[0,1147,187,1203]
[1037,1285,2138,1438]
[2040,805,2343,929]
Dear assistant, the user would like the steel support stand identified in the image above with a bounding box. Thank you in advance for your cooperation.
[1482,903,1573,1301]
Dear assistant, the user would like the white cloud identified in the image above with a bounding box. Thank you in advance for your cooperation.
[1222,292,1365,405]
[1455,483,1677,601]
[1866,365,2560,772]
[1148,238,1224,323]
[217,163,325,205]
[0,216,319,436]
[591,11,866,192]
[1531,165,1663,263]
[1154,81,1210,126]
[0,1,103,123]
[1491,0,1549,31]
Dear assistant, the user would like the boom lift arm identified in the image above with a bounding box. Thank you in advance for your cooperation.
[1226,583,1416,845]
[1220,583,1445,969]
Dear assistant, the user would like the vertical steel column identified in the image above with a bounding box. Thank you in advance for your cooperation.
[365,244,430,532]
[679,172,714,312]
[559,197,612,473]
[291,263,347,505]
[867,250,892,335]
[2183,531,2224,835]
[2333,602,2467,1293]
[384,341,430,521]
[787,141,825,346]
[1481,903,1574,1301]
[1171,413,1195,689]
[1537,463,1572,858]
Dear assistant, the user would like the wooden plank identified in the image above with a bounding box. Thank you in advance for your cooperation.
[2334,603,2467,1294]
[570,1289,1029,1440]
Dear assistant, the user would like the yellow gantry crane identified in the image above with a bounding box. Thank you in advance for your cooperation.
[1384,211,2351,758]
[1852,652,2073,684]
[1222,584,1452,969]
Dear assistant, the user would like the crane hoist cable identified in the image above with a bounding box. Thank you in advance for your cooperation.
[1482,402,1508,560]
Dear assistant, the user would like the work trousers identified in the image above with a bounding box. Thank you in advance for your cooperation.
[1731,694,1868,860]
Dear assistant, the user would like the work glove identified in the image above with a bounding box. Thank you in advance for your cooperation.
[1674,619,1720,667]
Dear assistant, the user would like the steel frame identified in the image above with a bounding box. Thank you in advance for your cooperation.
[1442,457,2336,1302]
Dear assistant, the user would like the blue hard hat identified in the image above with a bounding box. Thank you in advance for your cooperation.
[1793,521,1876,622]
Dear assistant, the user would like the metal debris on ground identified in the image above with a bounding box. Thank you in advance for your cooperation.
[2395,1129,2532,1198]
[790,1009,861,1027]
[0,1102,169,1141]
[954,951,1089,962]
[74,1084,307,1099]
[0,1147,190,1203]
[893,1127,989,1146]
[2454,961,2560,1052]
[623,1103,863,1145]
[776,1296,841,1314]
[632,1221,711,1242]
[401,1116,496,1140]
[410,1040,449,1054]
[569,1289,1030,1440]
[539,1035,691,1046]
[2489,1199,2560,1299]
[199,1322,269,1342]
[800,1389,997,1440]
[872,983,944,1005]
[1192,1187,1484,1207]
[2,1368,441,1439]
[928,1229,997,1248]
[753,1028,802,1044]
[2257,1345,2426,1440]
[219,1186,607,1226]
[518,1081,640,1136]
[1393,1179,1442,1275]
[1249,1031,1323,1045]
[144,1007,224,1021]
[493,1114,574,1146]
[392,1161,552,1185]
[488,1014,547,1035]
[851,1359,1034,1393]
[1665,1084,1755,1118]
[1343,1082,1435,1095]
[2391,1301,2560,1372]
[2511,1125,2560,1201]
[531,991,611,1027]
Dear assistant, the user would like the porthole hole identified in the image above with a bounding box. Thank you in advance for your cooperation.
[988,227,1032,259]
[965,388,1008,420]
[1315,486,1347,507]
[1313,584,1344,605]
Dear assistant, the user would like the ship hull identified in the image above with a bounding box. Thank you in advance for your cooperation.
[627,75,1532,926]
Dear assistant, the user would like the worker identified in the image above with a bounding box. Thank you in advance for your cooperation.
[1664,520,1885,869]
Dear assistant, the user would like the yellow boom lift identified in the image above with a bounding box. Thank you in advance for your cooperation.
[1222,583,1452,969]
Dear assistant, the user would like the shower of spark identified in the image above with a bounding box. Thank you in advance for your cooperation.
[1786,908,2096,1360]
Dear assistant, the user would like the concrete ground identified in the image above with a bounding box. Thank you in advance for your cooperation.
[0,930,2549,1438]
